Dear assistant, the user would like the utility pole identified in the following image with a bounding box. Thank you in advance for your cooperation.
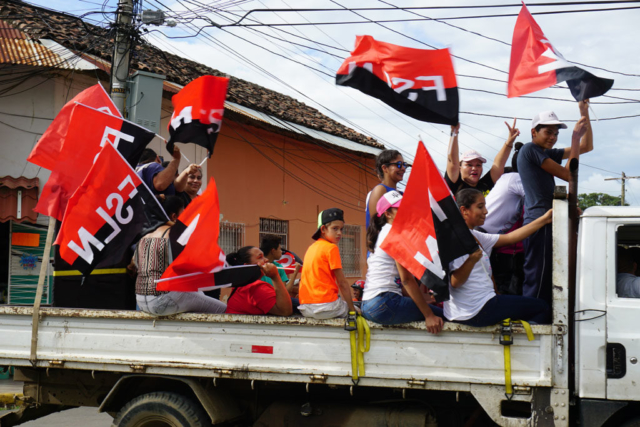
[604,172,640,205]
[110,0,136,115]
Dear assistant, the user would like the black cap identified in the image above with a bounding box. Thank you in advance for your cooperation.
[311,208,344,240]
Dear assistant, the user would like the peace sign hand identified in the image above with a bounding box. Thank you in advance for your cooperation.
[505,118,520,145]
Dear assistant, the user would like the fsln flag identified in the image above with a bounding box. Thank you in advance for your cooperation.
[167,75,229,158]
[336,35,459,126]
[156,177,226,292]
[34,103,156,221]
[27,84,120,171]
[54,142,168,276]
[508,3,613,101]
[380,141,478,302]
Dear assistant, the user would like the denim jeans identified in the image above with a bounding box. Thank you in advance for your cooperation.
[448,295,550,327]
[136,291,227,316]
[362,292,444,325]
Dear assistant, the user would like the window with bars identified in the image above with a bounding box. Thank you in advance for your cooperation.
[219,222,245,255]
[259,218,289,250]
[339,224,362,277]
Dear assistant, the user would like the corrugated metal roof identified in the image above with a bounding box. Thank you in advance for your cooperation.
[0,21,27,39]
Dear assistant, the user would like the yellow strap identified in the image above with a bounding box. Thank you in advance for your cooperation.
[502,318,535,398]
[53,268,128,277]
[348,314,371,382]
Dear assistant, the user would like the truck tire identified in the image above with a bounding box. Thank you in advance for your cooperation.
[111,391,210,427]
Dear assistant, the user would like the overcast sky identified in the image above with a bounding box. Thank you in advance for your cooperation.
[26,0,640,204]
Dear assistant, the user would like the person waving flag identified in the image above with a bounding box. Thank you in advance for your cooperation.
[508,2,613,100]
[380,141,478,302]
[336,35,459,126]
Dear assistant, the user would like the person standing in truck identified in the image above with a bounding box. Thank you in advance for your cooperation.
[365,150,407,229]
[445,189,551,327]
[518,101,591,303]
[444,122,518,196]
[298,208,357,319]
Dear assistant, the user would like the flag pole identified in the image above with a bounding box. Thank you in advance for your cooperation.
[588,104,599,122]
[29,216,56,366]
[157,134,192,164]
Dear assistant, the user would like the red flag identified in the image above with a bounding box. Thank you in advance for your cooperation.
[380,141,477,302]
[34,104,156,220]
[168,75,229,157]
[54,142,167,275]
[336,36,458,125]
[508,3,613,100]
[27,84,120,170]
[156,178,226,292]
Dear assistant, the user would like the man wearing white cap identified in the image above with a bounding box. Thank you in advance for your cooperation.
[518,100,591,302]
[445,122,519,196]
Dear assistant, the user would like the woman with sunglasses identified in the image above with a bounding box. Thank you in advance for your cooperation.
[366,150,409,229]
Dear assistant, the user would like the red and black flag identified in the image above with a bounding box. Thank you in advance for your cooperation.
[336,35,459,126]
[380,141,478,302]
[156,177,227,292]
[34,103,157,221]
[55,142,167,276]
[27,83,120,171]
[167,75,229,158]
[508,3,613,101]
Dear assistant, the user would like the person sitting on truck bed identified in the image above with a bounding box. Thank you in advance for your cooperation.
[225,246,293,316]
[518,102,591,303]
[362,191,444,334]
[445,189,551,327]
[366,149,406,230]
[260,234,300,292]
[616,247,640,298]
[135,196,228,316]
[444,122,517,196]
[298,208,357,319]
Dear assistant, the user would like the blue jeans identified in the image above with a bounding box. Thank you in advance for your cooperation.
[523,223,552,303]
[448,295,550,327]
[362,292,443,325]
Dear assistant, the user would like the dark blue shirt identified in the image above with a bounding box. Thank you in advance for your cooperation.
[518,143,564,224]
[135,162,176,196]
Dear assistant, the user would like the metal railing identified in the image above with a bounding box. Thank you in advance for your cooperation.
[219,222,245,255]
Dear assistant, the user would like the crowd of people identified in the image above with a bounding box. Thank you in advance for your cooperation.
[129,101,640,333]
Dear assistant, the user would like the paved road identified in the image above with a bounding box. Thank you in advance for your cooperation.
[14,407,113,427]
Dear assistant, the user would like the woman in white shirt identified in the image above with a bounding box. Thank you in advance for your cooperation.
[445,188,552,327]
[362,191,444,334]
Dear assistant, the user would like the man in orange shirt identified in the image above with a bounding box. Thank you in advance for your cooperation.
[298,208,357,319]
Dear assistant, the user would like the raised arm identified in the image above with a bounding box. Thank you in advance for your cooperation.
[545,117,588,182]
[263,263,293,316]
[153,146,181,192]
[563,100,592,159]
[490,119,518,183]
[174,164,200,193]
[495,209,553,248]
[446,124,461,182]
[333,268,357,313]
[396,261,443,334]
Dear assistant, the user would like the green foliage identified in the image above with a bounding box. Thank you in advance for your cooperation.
[578,192,628,210]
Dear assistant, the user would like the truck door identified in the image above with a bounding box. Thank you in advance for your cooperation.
[606,221,640,401]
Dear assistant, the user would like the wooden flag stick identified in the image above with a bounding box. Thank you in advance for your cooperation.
[29,216,56,366]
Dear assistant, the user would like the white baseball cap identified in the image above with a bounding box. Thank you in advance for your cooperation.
[531,111,568,130]
[460,150,487,163]
[376,191,403,216]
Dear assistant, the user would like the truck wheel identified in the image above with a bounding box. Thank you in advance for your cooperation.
[112,392,210,427]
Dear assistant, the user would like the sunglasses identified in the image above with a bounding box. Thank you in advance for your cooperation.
[384,161,411,169]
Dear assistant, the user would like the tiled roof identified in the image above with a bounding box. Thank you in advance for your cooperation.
[0,1,382,149]
[0,176,39,224]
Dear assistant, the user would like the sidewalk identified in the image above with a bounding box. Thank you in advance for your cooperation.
[0,379,23,405]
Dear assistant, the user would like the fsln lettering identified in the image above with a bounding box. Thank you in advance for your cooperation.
[391,76,447,102]
[94,127,135,163]
[67,174,139,264]
[414,235,445,279]
[170,106,193,130]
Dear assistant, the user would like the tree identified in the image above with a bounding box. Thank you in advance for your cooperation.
[578,192,628,210]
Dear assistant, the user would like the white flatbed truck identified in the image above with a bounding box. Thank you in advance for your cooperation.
[1,194,639,427]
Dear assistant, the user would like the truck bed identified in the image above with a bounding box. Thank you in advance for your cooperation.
[0,306,555,391]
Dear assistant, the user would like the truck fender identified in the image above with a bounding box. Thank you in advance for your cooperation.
[98,374,242,424]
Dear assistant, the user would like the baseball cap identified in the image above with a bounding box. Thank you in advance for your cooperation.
[351,280,365,290]
[311,208,344,240]
[460,150,487,163]
[531,111,568,129]
[376,191,402,216]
